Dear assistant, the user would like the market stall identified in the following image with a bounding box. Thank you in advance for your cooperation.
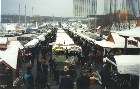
[103,55,140,88]
[0,41,23,87]
[37,34,45,41]
[24,39,39,48]
[52,28,82,55]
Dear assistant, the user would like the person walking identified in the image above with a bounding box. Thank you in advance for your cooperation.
[59,70,75,89]
[95,54,99,66]
[60,66,69,77]
[65,47,68,60]
[36,56,41,72]
[49,57,54,73]
[35,70,47,89]
[77,52,81,65]
[23,67,34,89]
[69,65,77,80]
[77,69,90,89]
[53,68,60,85]
[41,58,48,75]
[53,58,57,72]
[99,64,111,89]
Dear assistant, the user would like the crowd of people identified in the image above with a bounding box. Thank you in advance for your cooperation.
[22,29,112,89]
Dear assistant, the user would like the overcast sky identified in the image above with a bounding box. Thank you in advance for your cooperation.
[1,0,123,17]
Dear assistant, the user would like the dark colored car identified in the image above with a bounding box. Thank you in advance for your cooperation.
[90,35,104,41]
[95,36,104,41]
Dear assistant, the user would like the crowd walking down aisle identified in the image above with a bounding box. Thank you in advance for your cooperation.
[14,40,104,89]
[9,28,138,89]
[20,48,103,89]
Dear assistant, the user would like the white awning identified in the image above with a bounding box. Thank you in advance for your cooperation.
[24,39,39,48]
[37,35,45,41]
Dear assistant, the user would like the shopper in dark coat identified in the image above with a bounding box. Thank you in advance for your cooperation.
[77,69,90,89]
[54,68,60,85]
[36,57,41,72]
[42,60,48,75]
[53,58,57,71]
[49,57,54,73]
[30,54,34,66]
[59,70,74,89]
[35,70,47,89]
[65,47,68,60]
[77,52,81,65]
[99,64,111,89]
[60,66,69,77]
[69,65,77,80]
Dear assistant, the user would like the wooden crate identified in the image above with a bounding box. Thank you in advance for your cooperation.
[90,77,96,84]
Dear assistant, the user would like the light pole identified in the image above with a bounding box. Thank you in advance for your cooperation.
[19,4,20,28]
[25,5,26,28]
[93,0,97,32]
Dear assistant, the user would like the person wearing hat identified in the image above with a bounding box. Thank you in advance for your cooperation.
[60,66,69,77]
[59,70,75,89]
[77,69,90,89]
[69,65,77,80]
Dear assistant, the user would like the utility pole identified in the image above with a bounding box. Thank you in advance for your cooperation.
[61,15,62,22]
[88,15,90,30]
[25,5,27,28]
[19,4,20,28]
[53,15,54,22]
[32,7,33,17]
[94,0,97,32]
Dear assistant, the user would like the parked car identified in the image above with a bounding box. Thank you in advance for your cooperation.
[95,36,104,41]
[90,35,104,41]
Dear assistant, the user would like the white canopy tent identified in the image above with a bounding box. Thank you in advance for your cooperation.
[37,34,45,41]
[24,39,39,48]
[53,29,82,52]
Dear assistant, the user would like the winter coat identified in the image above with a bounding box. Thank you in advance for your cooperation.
[77,75,90,89]
[99,68,111,87]
[23,73,34,88]
[35,72,47,88]
[59,76,74,89]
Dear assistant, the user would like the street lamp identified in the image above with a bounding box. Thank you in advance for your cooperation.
[93,0,97,32]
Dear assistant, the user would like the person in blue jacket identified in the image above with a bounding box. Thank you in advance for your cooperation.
[59,70,75,89]
[23,67,34,89]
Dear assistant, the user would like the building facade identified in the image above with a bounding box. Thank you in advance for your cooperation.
[126,0,139,17]
[73,0,96,18]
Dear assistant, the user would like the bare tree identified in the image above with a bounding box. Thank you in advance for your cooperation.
[33,15,43,23]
